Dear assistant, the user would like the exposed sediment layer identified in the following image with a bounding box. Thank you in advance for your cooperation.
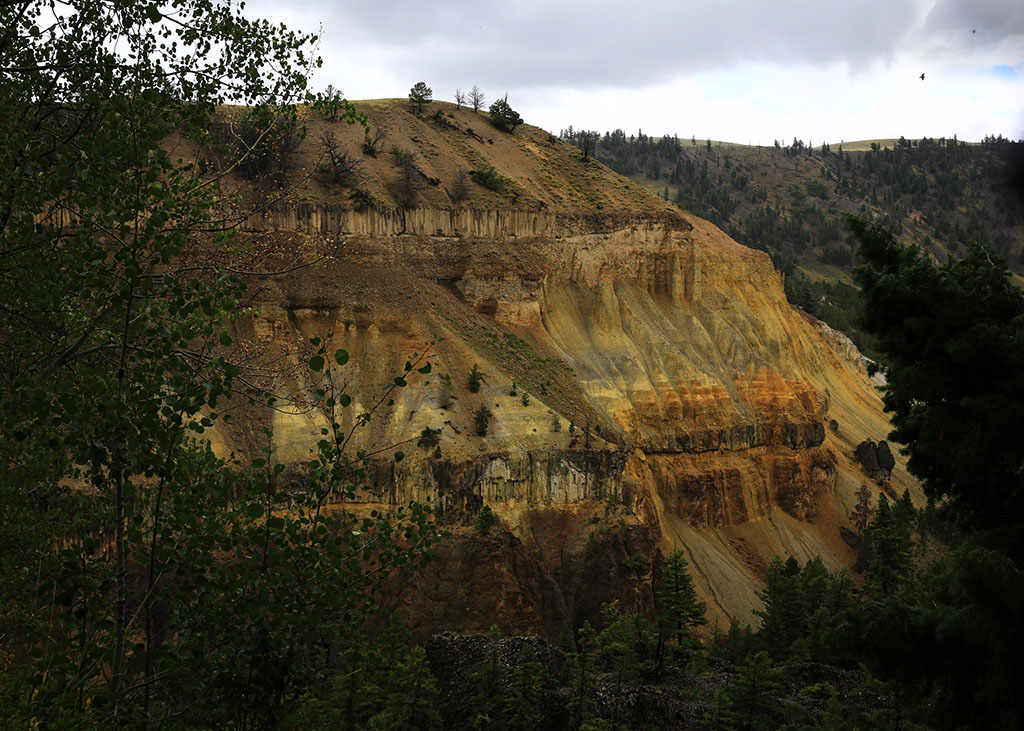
[215,203,913,631]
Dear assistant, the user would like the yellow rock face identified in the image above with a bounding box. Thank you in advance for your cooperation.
[197,101,916,633]
[206,205,914,633]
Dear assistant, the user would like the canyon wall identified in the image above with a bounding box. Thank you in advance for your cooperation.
[186,96,921,638]
[209,201,913,638]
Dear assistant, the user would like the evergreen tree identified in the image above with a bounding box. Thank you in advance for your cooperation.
[864,494,912,595]
[409,81,433,113]
[791,557,830,659]
[894,488,916,532]
[475,504,497,534]
[806,570,855,664]
[723,651,785,731]
[596,603,646,728]
[289,614,442,730]
[474,404,493,436]
[846,215,1024,727]
[357,644,441,730]
[655,550,707,672]
[755,556,806,659]
[568,622,597,731]
[506,644,549,731]
[799,556,830,611]
[472,626,508,729]
[717,621,756,664]
[468,363,485,392]
[754,555,855,662]
[850,215,1024,544]
[700,687,736,730]
[489,96,523,133]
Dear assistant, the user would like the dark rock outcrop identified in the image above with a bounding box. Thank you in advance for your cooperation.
[876,440,895,474]
[840,526,862,550]
[854,439,894,480]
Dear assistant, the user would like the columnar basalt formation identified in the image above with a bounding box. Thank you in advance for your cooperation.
[242,203,681,238]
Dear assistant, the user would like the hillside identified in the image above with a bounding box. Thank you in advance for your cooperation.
[562,129,1024,357]
[192,98,917,638]
[8,4,1017,723]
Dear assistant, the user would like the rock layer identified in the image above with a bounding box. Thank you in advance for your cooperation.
[202,101,917,633]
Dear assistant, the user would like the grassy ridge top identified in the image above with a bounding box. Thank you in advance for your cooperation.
[200,99,681,219]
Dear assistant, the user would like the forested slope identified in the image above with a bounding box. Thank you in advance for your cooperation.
[562,128,1024,358]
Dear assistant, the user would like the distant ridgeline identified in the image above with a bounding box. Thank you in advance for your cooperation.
[561,128,1024,360]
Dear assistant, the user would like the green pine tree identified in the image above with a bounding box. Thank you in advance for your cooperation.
[806,570,855,663]
[472,626,508,729]
[864,494,912,595]
[567,622,597,731]
[847,215,1024,728]
[894,489,916,533]
[700,687,736,730]
[293,614,442,730]
[850,214,1024,539]
[724,651,785,731]
[755,556,806,659]
[656,550,707,671]
[790,556,830,660]
[506,644,548,731]
[596,603,647,727]
[468,363,485,392]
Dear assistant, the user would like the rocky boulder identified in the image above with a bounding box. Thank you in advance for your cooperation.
[854,439,895,480]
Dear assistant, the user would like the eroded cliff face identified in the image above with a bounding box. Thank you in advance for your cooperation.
[204,203,914,636]
[198,101,915,636]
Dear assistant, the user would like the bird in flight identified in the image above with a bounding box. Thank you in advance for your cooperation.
[920,73,925,80]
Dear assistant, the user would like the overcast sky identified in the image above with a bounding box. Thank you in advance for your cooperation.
[247,0,1024,145]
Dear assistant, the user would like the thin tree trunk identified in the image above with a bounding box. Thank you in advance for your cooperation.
[143,431,179,719]
[111,286,134,718]
[574,650,587,731]
[406,658,424,730]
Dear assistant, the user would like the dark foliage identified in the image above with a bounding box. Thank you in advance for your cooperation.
[842,216,1024,729]
[409,81,433,114]
[471,164,505,191]
[474,404,493,436]
[319,129,362,186]
[234,104,301,185]
[468,363,485,392]
[489,97,523,133]
[474,505,497,535]
[851,215,1024,540]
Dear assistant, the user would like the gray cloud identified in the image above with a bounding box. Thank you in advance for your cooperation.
[245,0,1024,143]
[255,0,922,90]
[925,0,1024,39]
